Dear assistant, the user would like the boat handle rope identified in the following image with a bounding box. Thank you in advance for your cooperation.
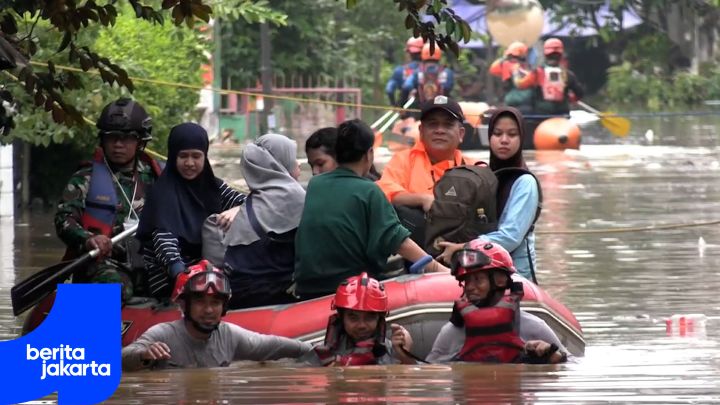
[399,344,430,365]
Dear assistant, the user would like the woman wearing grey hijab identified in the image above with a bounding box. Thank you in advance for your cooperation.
[223,133,305,308]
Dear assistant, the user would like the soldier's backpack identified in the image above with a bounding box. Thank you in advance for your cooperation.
[425,164,499,256]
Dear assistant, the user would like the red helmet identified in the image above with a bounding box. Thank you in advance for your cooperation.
[505,41,528,58]
[451,240,516,281]
[406,37,424,54]
[543,38,564,56]
[171,259,232,302]
[332,272,388,313]
[421,42,442,61]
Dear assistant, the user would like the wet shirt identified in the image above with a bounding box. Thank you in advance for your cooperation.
[122,319,313,371]
[294,168,411,296]
[55,157,157,254]
[425,311,570,363]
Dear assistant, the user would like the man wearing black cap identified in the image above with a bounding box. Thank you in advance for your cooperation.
[55,98,162,302]
[377,95,475,244]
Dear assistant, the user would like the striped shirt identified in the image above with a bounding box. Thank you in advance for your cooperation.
[144,181,245,296]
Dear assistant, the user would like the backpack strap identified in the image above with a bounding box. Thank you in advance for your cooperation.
[494,167,542,284]
[245,194,266,238]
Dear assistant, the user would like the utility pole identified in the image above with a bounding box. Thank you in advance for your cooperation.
[259,21,274,135]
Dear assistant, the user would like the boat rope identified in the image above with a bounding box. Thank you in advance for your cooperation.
[24,61,720,121]
[535,219,720,235]
[26,61,421,114]
[399,345,430,364]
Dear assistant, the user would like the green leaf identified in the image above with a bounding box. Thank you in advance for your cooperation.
[460,20,471,42]
[432,0,441,14]
[1,14,17,35]
[58,31,72,52]
[346,0,358,8]
[162,0,179,9]
[404,13,414,29]
[445,19,455,36]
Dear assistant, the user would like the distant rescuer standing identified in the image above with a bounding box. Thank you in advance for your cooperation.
[55,98,162,302]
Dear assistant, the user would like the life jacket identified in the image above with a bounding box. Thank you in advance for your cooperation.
[313,314,387,366]
[80,148,163,237]
[452,284,526,363]
[417,62,447,102]
[537,65,568,103]
[425,162,498,256]
[499,60,517,82]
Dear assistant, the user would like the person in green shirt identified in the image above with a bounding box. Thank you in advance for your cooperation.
[293,119,449,299]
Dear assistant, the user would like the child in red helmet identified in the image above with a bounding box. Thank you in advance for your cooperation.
[302,272,417,366]
[122,260,312,370]
[427,242,570,364]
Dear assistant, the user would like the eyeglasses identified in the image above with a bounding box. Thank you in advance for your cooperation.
[186,271,231,296]
[101,131,140,143]
[451,249,491,271]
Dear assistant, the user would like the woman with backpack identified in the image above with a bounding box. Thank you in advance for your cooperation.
[438,107,541,282]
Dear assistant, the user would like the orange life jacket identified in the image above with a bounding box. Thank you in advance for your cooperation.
[453,289,526,363]
[313,314,387,366]
[537,65,568,102]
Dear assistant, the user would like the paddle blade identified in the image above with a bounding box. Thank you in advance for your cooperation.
[600,113,631,137]
[10,261,73,316]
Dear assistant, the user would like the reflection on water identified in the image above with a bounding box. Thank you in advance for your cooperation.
[5,117,720,402]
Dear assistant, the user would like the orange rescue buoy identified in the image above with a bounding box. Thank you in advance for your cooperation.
[533,117,581,150]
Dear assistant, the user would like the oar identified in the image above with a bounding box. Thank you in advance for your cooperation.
[10,224,138,316]
[374,97,416,147]
[577,100,631,137]
[370,110,396,130]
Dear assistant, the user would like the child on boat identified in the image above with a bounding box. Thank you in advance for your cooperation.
[305,126,381,179]
[426,241,569,364]
[302,272,417,366]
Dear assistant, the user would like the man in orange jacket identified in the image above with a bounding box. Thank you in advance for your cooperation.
[376,96,475,243]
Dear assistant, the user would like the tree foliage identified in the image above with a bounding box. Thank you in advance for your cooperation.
[7,6,205,153]
[0,0,470,135]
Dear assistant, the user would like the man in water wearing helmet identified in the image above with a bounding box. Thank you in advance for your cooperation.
[302,272,416,366]
[55,98,162,302]
[426,241,569,364]
[122,260,312,370]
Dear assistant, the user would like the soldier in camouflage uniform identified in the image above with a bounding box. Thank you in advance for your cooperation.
[55,98,162,302]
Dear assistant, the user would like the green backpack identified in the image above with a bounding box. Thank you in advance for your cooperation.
[425,164,499,256]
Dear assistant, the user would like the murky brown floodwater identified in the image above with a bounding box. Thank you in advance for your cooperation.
[3,117,720,403]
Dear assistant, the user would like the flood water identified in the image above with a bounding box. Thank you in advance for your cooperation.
[3,117,720,403]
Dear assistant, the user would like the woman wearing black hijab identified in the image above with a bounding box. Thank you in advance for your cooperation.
[137,122,245,298]
[438,107,542,283]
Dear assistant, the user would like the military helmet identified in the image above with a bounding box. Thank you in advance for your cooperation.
[96,98,152,141]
